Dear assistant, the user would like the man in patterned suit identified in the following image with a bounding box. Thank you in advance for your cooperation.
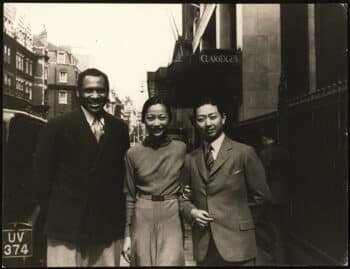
[180,97,271,266]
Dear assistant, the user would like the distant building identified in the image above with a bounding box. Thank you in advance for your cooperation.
[3,4,42,115]
[104,89,124,119]
[74,53,91,72]
[44,42,80,119]
[33,27,50,117]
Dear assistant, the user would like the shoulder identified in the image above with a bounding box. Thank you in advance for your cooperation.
[105,112,128,129]
[42,111,77,132]
[126,143,145,159]
[229,138,255,154]
[170,140,187,151]
[188,146,201,158]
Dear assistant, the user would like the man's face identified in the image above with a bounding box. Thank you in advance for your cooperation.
[195,104,226,143]
[78,75,108,116]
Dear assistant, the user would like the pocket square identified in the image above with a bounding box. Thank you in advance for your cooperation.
[234,169,243,174]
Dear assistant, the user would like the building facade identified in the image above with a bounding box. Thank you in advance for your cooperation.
[45,43,80,119]
[3,5,40,114]
[147,3,347,265]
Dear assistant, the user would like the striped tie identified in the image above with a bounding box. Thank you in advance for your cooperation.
[92,119,104,142]
[204,144,214,171]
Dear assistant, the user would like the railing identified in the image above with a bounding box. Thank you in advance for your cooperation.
[231,79,348,265]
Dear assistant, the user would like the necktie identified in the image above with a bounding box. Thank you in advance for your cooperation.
[92,119,104,142]
[204,144,214,171]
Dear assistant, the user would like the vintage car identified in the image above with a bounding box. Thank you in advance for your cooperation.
[2,109,47,267]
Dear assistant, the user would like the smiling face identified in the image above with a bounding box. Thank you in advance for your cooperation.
[195,104,226,143]
[144,104,170,138]
[77,75,108,117]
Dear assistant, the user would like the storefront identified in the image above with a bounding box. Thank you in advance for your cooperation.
[148,48,242,148]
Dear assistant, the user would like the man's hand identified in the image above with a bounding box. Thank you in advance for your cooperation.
[122,236,131,263]
[190,209,214,227]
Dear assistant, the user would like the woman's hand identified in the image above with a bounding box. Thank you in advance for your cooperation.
[122,236,131,263]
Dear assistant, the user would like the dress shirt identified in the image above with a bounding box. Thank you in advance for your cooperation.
[208,132,225,160]
[81,106,105,132]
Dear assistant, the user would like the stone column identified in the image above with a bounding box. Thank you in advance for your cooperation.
[239,4,281,120]
[308,4,317,92]
[216,4,233,49]
[199,4,209,51]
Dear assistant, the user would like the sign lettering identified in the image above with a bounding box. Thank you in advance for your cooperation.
[200,54,239,64]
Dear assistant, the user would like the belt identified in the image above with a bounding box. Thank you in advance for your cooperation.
[137,193,179,201]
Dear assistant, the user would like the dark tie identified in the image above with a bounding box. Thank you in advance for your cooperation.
[204,144,214,171]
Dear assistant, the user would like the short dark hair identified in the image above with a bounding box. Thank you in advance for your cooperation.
[192,96,226,118]
[141,96,172,123]
[77,68,109,92]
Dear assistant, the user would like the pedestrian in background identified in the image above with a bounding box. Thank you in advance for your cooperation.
[180,97,271,266]
[259,130,290,264]
[33,68,130,266]
[122,96,186,266]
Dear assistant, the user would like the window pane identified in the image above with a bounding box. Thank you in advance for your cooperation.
[59,71,68,82]
[58,91,68,104]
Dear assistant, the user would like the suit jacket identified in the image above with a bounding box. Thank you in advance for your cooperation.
[33,109,130,243]
[180,135,271,262]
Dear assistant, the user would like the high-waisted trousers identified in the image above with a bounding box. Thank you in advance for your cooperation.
[130,198,185,266]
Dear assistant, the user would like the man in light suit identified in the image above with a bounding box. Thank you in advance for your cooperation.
[33,68,130,266]
[180,97,271,266]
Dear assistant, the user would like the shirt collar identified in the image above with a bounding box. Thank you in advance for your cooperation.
[209,132,225,153]
[81,106,105,127]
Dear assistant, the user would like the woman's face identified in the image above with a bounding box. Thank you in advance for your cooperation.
[144,104,169,138]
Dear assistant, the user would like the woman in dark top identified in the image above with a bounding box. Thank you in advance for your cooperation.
[122,97,186,266]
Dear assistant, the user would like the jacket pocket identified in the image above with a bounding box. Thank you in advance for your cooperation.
[239,219,255,231]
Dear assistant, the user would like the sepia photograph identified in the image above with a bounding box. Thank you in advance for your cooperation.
[2,1,348,267]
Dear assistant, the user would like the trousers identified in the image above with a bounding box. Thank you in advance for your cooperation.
[47,237,121,267]
[130,198,185,266]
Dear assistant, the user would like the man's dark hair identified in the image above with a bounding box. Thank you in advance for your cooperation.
[77,68,110,92]
[192,96,226,118]
[141,96,172,123]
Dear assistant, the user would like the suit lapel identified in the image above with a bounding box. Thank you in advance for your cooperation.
[194,147,209,183]
[209,136,233,178]
[73,109,99,147]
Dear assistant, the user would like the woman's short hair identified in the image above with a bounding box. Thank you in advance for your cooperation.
[141,96,172,123]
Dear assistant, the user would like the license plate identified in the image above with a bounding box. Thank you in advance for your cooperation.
[2,223,32,258]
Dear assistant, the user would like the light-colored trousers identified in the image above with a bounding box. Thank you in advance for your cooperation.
[130,198,185,266]
[47,237,121,267]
